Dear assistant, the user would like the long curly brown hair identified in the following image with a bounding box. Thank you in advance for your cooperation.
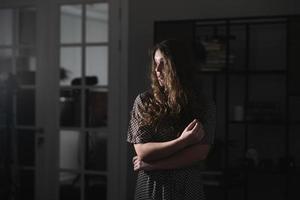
[140,39,198,127]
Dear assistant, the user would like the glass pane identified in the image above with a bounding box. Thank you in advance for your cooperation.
[16,89,35,126]
[60,172,81,200]
[228,125,245,168]
[249,24,286,70]
[0,48,13,73]
[60,89,82,127]
[195,25,227,71]
[248,126,285,171]
[85,131,107,171]
[290,125,300,199]
[86,3,108,43]
[60,47,82,86]
[59,130,81,170]
[16,48,36,85]
[86,46,108,86]
[229,25,246,71]
[85,175,107,200]
[19,8,36,46]
[229,76,246,121]
[86,89,108,127]
[248,76,285,122]
[18,170,35,200]
[18,130,35,166]
[290,126,300,169]
[0,9,13,46]
[60,5,82,44]
[248,174,285,200]
[290,97,300,122]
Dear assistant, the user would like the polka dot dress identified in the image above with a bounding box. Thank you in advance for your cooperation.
[127,91,216,200]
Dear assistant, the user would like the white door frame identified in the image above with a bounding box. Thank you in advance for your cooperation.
[108,0,128,199]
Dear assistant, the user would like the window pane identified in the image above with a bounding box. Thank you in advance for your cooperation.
[60,89,82,127]
[19,8,36,46]
[59,130,81,170]
[0,48,13,73]
[85,131,107,171]
[0,9,13,46]
[18,170,35,200]
[248,173,285,200]
[85,89,108,127]
[86,3,108,43]
[290,97,300,122]
[60,5,82,44]
[249,24,286,70]
[290,126,300,169]
[16,48,36,85]
[16,89,35,126]
[85,175,107,200]
[60,172,81,200]
[18,130,35,166]
[60,47,82,86]
[86,46,108,86]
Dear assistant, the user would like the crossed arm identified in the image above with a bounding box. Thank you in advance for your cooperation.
[132,119,211,171]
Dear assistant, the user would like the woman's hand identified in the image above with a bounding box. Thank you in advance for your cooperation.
[179,119,205,146]
[133,156,155,171]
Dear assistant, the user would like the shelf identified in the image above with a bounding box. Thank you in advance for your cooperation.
[289,121,300,125]
[200,170,223,175]
[246,168,288,175]
[199,69,287,75]
[288,93,300,97]
[224,167,296,175]
[230,120,300,125]
[229,120,286,125]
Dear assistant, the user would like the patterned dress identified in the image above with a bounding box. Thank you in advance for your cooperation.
[127,90,216,200]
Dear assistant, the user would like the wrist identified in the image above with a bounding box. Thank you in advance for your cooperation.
[176,136,189,149]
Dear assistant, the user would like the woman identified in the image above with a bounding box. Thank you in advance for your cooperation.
[127,39,216,200]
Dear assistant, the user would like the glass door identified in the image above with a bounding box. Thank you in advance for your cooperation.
[58,2,109,200]
[0,0,123,199]
[0,7,37,200]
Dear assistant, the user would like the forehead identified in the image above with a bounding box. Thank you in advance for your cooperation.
[154,49,165,61]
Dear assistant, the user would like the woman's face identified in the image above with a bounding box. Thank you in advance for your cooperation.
[154,49,166,87]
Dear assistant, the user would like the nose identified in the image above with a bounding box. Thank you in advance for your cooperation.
[155,61,163,73]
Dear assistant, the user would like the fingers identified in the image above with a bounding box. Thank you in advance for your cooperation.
[191,121,205,141]
[132,156,142,171]
[185,119,197,131]
[134,161,139,171]
[132,156,138,162]
[191,121,200,132]
[133,158,139,171]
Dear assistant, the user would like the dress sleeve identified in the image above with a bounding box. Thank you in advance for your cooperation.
[127,94,154,144]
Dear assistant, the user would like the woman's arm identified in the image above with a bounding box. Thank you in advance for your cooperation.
[134,137,186,162]
[133,144,210,171]
[134,119,205,162]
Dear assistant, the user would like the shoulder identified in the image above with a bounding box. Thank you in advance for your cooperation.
[133,90,152,107]
[131,90,153,116]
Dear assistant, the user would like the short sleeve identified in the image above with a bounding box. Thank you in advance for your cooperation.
[127,94,154,144]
